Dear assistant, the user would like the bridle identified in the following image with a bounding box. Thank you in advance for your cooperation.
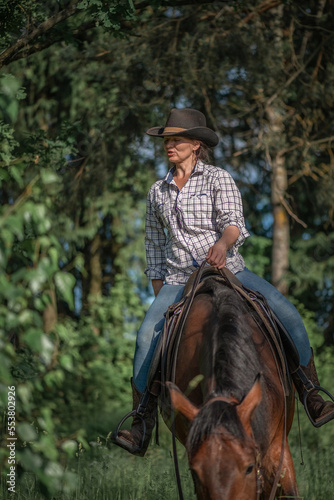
[201,393,265,500]
[256,448,264,499]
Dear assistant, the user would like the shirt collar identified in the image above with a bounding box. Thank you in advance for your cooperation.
[163,160,206,184]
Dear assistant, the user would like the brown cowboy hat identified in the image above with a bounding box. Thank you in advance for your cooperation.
[146,108,219,147]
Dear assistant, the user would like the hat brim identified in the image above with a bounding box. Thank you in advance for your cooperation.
[146,126,219,148]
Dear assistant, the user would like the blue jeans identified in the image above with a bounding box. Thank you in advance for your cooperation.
[133,269,311,392]
[133,285,185,392]
[236,268,311,366]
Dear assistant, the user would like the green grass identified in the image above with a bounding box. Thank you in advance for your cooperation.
[2,406,334,500]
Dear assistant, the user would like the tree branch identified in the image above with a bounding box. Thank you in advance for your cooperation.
[4,20,97,65]
[0,0,232,67]
[265,33,334,108]
[0,1,79,68]
[241,0,282,24]
[280,195,307,228]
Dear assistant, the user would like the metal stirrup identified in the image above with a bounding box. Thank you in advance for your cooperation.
[295,366,334,428]
[303,387,334,428]
[113,390,151,451]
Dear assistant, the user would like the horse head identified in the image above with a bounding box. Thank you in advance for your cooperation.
[167,378,263,500]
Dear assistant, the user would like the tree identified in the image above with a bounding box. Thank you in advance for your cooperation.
[1,1,334,495]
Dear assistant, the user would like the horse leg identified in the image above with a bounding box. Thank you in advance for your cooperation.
[278,441,299,499]
[262,440,299,499]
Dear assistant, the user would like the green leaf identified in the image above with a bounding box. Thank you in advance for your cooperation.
[61,440,77,456]
[17,384,32,408]
[17,422,38,442]
[59,354,73,372]
[24,328,42,351]
[20,449,43,471]
[41,170,59,184]
[54,272,75,310]
[28,268,48,294]
[40,334,54,366]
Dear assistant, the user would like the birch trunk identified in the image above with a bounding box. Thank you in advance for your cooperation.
[268,129,289,295]
[266,3,289,295]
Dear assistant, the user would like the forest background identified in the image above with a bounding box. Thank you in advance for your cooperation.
[0,1,334,498]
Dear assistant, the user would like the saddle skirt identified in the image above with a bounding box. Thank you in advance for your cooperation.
[147,265,298,399]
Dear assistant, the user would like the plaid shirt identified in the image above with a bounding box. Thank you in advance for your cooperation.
[144,161,250,285]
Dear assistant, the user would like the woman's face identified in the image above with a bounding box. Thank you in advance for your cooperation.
[163,136,200,164]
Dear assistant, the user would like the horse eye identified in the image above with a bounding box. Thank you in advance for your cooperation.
[245,464,255,475]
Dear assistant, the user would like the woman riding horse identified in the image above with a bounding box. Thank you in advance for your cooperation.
[112,107,334,456]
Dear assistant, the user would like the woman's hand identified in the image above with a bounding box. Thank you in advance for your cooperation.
[152,279,164,297]
[206,226,240,269]
[206,240,228,269]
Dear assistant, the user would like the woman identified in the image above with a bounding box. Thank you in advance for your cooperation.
[112,108,334,456]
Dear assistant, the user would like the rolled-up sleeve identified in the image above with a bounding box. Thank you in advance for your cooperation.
[144,188,167,280]
[214,171,250,248]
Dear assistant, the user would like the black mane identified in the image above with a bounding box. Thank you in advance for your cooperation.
[187,279,265,457]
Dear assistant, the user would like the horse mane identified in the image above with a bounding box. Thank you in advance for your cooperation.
[187,279,266,457]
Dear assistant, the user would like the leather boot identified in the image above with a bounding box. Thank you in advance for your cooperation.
[293,348,334,427]
[111,378,157,456]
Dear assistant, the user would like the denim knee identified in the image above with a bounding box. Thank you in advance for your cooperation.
[236,268,311,366]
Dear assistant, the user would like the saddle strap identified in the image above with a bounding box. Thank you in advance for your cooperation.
[159,261,209,395]
[170,260,208,384]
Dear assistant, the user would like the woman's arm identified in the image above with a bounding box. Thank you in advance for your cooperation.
[144,187,167,282]
[206,225,240,269]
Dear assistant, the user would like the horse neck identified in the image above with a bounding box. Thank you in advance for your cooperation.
[209,290,261,401]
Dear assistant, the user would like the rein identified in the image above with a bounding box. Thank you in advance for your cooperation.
[170,260,208,500]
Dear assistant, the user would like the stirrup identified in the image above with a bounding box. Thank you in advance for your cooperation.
[112,409,147,452]
[111,390,151,453]
[303,386,334,428]
[294,366,334,427]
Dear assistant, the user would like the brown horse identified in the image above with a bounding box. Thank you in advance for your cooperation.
[160,278,299,500]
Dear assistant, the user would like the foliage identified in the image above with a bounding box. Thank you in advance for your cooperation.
[0,74,145,493]
[0,1,334,497]
[0,0,138,62]
[241,235,272,280]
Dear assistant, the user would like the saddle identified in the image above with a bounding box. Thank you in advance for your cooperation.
[147,263,299,399]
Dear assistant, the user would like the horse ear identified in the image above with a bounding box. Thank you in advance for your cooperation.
[236,376,262,438]
[166,382,200,422]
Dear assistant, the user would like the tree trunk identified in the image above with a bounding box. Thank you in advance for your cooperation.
[43,288,58,333]
[266,3,289,295]
[266,105,289,294]
[89,233,102,297]
[270,144,289,295]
